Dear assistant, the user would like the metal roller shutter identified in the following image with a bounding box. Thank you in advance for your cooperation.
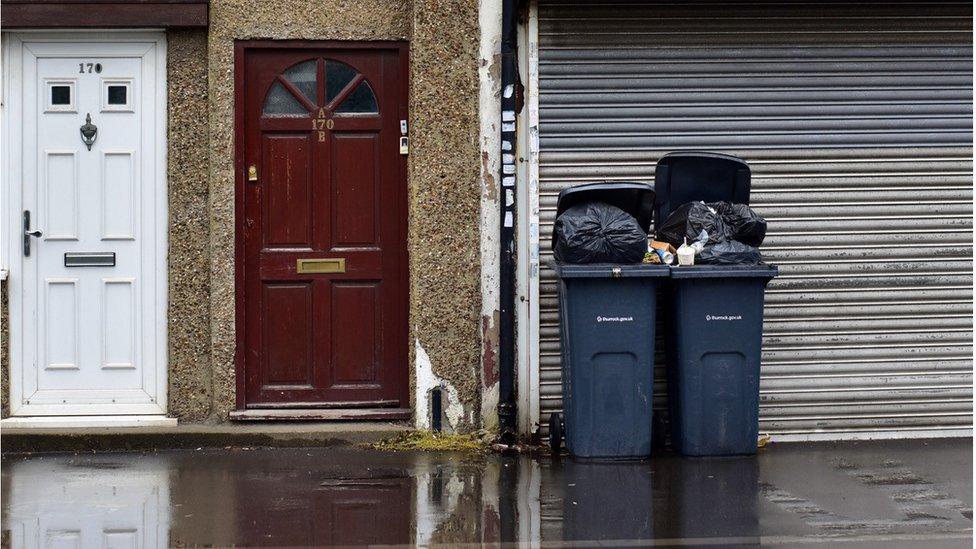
[535,1,973,438]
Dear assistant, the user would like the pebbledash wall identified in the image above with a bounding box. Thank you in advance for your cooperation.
[202,0,488,427]
[1,0,497,431]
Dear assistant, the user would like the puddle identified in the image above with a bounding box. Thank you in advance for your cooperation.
[1,440,971,547]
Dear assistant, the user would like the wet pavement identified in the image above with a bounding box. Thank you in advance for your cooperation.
[2,438,971,547]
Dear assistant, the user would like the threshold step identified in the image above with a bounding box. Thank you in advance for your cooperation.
[0,415,177,430]
[230,408,412,421]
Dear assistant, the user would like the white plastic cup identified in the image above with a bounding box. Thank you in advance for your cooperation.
[677,238,695,266]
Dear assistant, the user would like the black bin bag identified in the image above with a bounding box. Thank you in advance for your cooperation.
[655,201,728,248]
[657,201,767,249]
[553,201,648,264]
[712,202,767,247]
[697,240,763,265]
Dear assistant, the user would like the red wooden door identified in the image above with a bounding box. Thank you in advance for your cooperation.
[236,44,408,410]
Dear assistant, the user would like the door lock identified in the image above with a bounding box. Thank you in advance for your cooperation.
[23,210,42,257]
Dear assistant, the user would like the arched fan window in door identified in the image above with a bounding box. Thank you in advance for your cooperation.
[262,59,378,116]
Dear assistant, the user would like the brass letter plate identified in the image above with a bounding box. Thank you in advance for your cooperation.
[296,258,346,274]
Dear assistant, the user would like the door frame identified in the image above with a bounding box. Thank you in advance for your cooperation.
[233,40,410,412]
[2,30,169,417]
[516,2,543,437]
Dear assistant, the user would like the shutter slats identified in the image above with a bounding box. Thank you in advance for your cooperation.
[536,1,973,438]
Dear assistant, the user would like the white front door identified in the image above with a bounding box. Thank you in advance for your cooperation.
[4,33,168,416]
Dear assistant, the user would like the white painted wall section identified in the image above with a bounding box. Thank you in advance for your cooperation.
[415,339,466,432]
[478,0,503,431]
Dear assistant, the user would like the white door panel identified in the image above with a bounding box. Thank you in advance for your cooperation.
[5,34,167,416]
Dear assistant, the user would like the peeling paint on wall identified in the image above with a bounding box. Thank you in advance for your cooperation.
[415,339,466,432]
[478,0,503,433]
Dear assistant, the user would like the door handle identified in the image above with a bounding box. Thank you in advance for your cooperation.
[23,210,42,257]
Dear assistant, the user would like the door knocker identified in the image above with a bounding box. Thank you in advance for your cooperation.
[80,113,97,151]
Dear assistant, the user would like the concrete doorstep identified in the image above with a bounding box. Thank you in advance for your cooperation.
[0,421,412,454]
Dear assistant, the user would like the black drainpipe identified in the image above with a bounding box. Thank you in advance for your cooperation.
[497,0,519,445]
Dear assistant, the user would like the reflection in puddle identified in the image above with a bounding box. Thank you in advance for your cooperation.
[4,457,170,548]
[1,444,969,547]
[560,460,654,542]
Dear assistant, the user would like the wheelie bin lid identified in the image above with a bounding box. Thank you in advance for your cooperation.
[653,152,751,231]
[556,181,656,234]
[670,264,778,279]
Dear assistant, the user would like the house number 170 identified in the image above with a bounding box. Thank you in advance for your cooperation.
[313,117,334,141]
[313,118,334,130]
[79,63,103,74]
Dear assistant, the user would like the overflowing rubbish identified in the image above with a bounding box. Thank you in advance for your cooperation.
[656,201,767,266]
[649,240,676,265]
[547,157,778,458]
[654,151,778,457]
[553,201,648,264]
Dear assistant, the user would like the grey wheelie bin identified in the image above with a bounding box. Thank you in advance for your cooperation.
[550,182,668,460]
[655,152,779,456]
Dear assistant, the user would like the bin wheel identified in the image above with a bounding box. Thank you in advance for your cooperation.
[549,413,563,455]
